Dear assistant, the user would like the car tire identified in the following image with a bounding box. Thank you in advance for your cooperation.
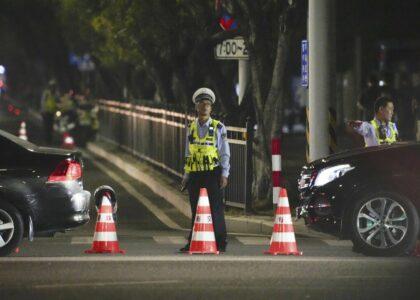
[0,202,24,256]
[350,191,419,257]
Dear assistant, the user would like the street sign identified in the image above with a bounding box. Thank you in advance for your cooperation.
[215,37,249,60]
[219,12,238,31]
[301,40,308,87]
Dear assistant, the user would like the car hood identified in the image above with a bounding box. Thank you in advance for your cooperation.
[309,142,416,169]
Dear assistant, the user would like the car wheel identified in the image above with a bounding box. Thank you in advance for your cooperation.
[351,191,419,256]
[0,202,24,256]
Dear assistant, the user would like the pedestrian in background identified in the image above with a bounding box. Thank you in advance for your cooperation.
[40,79,58,144]
[349,96,398,147]
[180,88,230,253]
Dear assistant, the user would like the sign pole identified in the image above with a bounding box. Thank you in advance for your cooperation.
[238,60,249,105]
[308,0,334,162]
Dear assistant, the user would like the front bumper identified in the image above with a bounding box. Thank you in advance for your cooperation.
[296,190,339,232]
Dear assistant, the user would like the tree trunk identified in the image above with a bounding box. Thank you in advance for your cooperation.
[224,1,295,208]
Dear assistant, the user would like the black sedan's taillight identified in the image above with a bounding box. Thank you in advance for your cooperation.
[47,159,82,183]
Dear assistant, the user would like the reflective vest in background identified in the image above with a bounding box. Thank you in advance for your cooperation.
[184,119,221,173]
[44,90,57,113]
[59,95,75,112]
[78,109,92,126]
[90,106,99,130]
[370,119,398,145]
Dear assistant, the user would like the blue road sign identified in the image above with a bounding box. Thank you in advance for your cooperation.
[301,40,308,88]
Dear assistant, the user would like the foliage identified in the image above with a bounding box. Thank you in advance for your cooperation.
[0,0,305,207]
[223,0,305,206]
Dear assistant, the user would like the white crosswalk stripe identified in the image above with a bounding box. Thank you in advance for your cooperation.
[70,236,354,247]
[71,237,93,245]
[323,239,353,247]
[153,236,187,245]
[235,237,269,245]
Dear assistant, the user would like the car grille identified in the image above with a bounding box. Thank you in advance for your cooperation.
[298,166,316,192]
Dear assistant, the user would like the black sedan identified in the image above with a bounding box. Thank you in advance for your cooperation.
[297,142,420,256]
[0,129,91,256]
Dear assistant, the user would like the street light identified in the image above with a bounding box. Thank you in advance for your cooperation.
[0,65,5,74]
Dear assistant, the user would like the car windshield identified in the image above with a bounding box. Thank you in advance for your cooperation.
[0,129,38,152]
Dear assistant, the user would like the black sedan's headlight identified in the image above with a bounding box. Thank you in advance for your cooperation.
[313,164,354,187]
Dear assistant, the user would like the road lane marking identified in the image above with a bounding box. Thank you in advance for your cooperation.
[323,240,353,247]
[235,237,269,245]
[153,236,187,245]
[71,237,93,244]
[82,151,184,231]
[34,280,181,289]
[1,256,417,263]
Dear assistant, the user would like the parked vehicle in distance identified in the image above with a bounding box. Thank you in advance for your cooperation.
[0,129,91,256]
[297,142,420,256]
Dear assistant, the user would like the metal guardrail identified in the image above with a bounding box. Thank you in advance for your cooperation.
[97,100,252,209]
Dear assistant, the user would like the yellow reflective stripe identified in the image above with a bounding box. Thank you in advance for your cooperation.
[185,119,220,173]
[370,120,397,144]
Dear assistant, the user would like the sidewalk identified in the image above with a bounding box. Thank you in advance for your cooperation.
[87,139,335,239]
[22,100,336,239]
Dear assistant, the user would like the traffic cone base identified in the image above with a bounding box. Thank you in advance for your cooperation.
[188,188,219,255]
[85,242,125,254]
[189,241,219,255]
[265,188,302,256]
[85,196,125,254]
[264,243,302,256]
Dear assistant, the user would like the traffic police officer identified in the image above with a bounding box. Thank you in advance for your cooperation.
[180,88,230,252]
[41,79,58,144]
[349,96,398,146]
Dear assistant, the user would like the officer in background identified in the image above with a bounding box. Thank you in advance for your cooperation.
[40,79,58,144]
[349,96,398,146]
[180,88,230,253]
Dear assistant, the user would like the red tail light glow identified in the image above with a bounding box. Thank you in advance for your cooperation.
[47,159,82,182]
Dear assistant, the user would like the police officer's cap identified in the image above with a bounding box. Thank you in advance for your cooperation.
[192,88,216,104]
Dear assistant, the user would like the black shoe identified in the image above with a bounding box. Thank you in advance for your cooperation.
[218,243,227,253]
[179,244,190,253]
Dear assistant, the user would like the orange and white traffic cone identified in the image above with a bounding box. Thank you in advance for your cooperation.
[62,132,75,149]
[85,194,125,254]
[19,121,28,140]
[265,188,302,256]
[189,188,219,255]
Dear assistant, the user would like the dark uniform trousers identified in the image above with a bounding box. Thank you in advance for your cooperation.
[187,167,227,247]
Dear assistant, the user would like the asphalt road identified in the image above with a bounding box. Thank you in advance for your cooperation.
[0,257,419,299]
[0,102,419,300]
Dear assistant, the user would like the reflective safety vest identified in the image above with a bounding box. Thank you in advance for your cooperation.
[78,109,92,126]
[44,90,57,113]
[370,119,398,145]
[184,119,222,173]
